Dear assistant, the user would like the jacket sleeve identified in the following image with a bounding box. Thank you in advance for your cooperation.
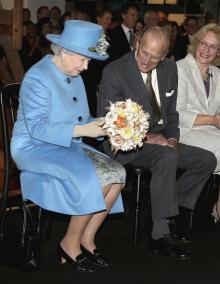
[20,68,75,147]
[161,61,180,141]
[176,64,197,129]
[97,65,125,117]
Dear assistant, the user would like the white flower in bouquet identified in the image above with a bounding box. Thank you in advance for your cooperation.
[103,99,150,152]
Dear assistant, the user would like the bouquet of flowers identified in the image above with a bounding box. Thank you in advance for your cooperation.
[103,99,150,152]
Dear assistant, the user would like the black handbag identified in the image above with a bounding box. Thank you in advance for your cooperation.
[0,203,41,272]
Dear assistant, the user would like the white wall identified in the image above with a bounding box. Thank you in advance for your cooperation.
[1,0,14,9]
[1,0,66,23]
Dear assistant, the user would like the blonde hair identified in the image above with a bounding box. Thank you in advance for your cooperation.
[188,23,220,65]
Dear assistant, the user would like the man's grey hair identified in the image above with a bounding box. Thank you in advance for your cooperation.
[139,26,170,55]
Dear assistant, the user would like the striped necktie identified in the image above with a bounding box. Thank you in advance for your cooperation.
[145,71,161,122]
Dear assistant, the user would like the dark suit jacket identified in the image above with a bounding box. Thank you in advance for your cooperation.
[174,34,190,61]
[107,26,132,62]
[97,51,179,165]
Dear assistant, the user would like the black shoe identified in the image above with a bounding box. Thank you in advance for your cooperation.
[148,236,191,259]
[173,232,191,244]
[81,246,111,267]
[168,209,192,244]
[57,244,96,273]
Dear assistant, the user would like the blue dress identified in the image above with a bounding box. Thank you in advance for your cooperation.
[11,55,125,215]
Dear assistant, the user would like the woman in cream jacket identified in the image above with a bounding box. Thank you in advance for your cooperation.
[177,24,220,222]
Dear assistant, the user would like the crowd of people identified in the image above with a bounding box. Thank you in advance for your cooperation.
[4,2,220,273]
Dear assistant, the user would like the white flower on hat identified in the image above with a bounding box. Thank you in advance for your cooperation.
[95,33,109,56]
[88,33,109,56]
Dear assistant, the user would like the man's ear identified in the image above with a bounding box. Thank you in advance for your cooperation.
[121,13,125,22]
[160,55,166,62]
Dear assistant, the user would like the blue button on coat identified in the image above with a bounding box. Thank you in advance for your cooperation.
[11,55,123,215]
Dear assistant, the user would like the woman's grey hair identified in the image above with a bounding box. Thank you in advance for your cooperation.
[51,43,75,55]
[188,23,220,65]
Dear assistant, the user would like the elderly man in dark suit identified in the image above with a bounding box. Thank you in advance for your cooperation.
[97,26,217,259]
[107,3,139,62]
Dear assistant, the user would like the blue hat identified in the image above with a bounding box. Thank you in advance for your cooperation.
[46,20,109,61]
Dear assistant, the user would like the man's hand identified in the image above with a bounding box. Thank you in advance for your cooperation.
[167,138,177,148]
[145,133,170,146]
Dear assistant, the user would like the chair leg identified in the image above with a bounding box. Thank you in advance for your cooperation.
[0,210,6,242]
[36,207,42,239]
[134,172,141,245]
[204,175,215,204]
[189,210,194,230]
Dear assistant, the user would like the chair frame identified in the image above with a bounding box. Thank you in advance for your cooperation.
[0,83,41,247]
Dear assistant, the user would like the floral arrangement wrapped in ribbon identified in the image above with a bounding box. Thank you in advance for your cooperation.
[103,99,150,152]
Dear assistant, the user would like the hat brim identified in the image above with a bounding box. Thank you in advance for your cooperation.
[47,34,109,61]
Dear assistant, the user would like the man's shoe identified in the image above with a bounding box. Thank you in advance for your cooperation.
[173,232,191,244]
[168,211,192,244]
[148,236,191,259]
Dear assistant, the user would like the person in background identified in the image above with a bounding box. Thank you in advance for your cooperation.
[38,17,53,55]
[36,6,50,33]
[59,11,71,32]
[37,6,50,21]
[96,6,113,33]
[174,16,199,60]
[170,21,179,50]
[161,21,175,60]
[71,6,91,22]
[133,18,145,48]
[50,6,61,23]
[107,3,139,62]
[50,6,61,32]
[82,6,113,117]
[158,10,168,25]
[176,23,220,223]
[19,21,43,71]
[143,10,159,29]
[23,8,31,24]
[204,12,217,25]
[11,20,125,273]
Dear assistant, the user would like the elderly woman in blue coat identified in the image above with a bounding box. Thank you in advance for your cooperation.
[11,20,126,273]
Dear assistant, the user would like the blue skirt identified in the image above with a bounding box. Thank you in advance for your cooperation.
[17,141,125,215]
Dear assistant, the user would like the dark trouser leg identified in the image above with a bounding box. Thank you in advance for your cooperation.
[130,144,179,221]
[177,144,217,210]
[130,144,179,239]
[174,144,217,239]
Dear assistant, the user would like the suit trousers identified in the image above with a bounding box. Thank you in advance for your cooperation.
[130,143,217,221]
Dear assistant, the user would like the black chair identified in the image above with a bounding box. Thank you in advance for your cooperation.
[0,83,42,270]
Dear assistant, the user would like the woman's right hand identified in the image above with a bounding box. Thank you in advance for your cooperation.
[73,118,106,138]
[214,113,220,128]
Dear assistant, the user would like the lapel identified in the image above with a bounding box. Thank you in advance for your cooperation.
[118,26,131,50]
[185,54,208,110]
[126,53,166,130]
[155,63,167,122]
[127,52,151,109]
[207,65,219,113]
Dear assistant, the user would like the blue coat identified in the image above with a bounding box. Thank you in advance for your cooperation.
[11,55,123,215]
